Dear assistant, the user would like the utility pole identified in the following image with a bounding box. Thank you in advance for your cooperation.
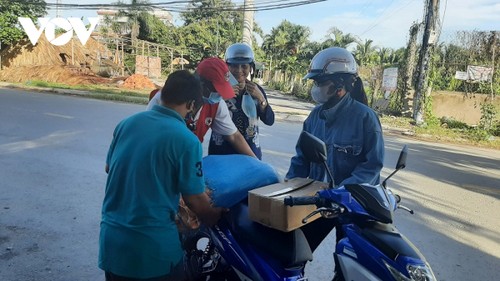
[491,31,497,100]
[56,0,61,18]
[242,0,254,47]
[401,23,419,117]
[413,0,439,125]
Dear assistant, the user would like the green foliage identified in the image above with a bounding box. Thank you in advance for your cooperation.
[290,81,312,101]
[178,0,242,64]
[423,95,440,127]
[491,120,500,137]
[430,31,499,95]
[267,80,288,92]
[354,39,379,66]
[0,0,47,46]
[439,117,470,129]
[466,128,490,142]
[479,102,497,131]
[138,13,178,46]
[262,20,311,72]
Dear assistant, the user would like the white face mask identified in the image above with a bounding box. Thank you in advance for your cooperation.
[203,92,222,104]
[311,82,333,104]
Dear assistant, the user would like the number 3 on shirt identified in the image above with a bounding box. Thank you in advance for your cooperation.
[195,161,203,177]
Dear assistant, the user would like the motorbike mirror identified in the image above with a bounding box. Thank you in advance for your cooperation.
[382,145,409,188]
[298,131,335,188]
[395,145,408,170]
[298,131,327,163]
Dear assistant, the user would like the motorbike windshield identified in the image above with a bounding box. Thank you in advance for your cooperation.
[344,184,394,223]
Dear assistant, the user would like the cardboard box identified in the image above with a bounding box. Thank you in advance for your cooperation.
[248,177,327,232]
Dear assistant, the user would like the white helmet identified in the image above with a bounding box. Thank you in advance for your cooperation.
[304,47,358,80]
[225,43,255,64]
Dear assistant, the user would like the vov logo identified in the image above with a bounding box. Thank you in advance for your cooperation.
[18,17,100,46]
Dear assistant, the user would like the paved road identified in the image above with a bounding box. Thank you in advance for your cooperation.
[1,88,499,281]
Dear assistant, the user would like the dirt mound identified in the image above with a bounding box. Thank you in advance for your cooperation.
[0,65,111,85]
[1,36,110,68]
[122,74,156,90]
[0,36,114,85]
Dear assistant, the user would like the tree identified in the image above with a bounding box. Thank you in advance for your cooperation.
[354,39,378,66]
[137,13,178,46]
[179,0,243,64]
[322,27,358,49]
[262,20,310,78]
[107,0,151,41]
[0,0,47,46]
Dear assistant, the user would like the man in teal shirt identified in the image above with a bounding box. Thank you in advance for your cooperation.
[99,70,223,280]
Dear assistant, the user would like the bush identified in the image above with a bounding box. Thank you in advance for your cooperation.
[291,81,312,101]
[490,120,500,137]
[440,117,470,130]
[466,128,490,142]
[267,80,287,92]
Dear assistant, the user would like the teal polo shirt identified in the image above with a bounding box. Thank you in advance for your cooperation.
[99,105,204,278]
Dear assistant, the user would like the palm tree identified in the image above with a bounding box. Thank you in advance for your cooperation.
[262,20,310,80]
[354,39,378,66]
[322,27,358,49]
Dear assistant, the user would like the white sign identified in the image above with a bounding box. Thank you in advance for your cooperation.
[382,67,398,91]
[18,17,100,46]
[454,71,468,80]
[467,65,493,82]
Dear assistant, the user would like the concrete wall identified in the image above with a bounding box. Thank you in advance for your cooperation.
[432,91,499,125]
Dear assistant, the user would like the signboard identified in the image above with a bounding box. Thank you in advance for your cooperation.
[454,71,468,80]
[382,67,398,91]
[467,65,493,82]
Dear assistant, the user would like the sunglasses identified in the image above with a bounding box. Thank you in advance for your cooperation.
[228,64,251,71]
[312,77,333,87]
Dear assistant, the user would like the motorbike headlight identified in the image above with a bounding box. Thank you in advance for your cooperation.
[407,263,436,281]
[383,260,436,281]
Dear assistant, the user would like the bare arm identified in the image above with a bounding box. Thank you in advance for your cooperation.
[183,192,224,226]
[223,131,257,158]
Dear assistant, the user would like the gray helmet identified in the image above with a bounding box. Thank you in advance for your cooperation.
[304,47,358,80]
[225,43,255,64]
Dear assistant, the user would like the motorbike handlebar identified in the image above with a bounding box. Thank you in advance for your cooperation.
[284,196,322,207]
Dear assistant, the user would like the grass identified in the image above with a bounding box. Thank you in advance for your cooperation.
[380,115,500,150]
[23,80,150,104]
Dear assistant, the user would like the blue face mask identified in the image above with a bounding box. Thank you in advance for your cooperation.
[203,92,223,104]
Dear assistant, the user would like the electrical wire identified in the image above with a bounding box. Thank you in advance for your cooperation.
[15,0,327,13]
[358,0,417,37]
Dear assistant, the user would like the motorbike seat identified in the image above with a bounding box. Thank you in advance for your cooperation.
[227,201,313,268]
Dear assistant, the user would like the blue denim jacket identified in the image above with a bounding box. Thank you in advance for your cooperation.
[286,93,384,186]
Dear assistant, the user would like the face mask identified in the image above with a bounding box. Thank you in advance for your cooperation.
[203,92,222,104]
[241,92,257,119]
[311,82,334,104]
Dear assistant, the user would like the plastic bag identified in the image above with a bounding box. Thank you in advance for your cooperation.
[203,154,280,208]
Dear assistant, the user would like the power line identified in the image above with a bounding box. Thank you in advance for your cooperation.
[20,0,327,13]
[359,0,417,37]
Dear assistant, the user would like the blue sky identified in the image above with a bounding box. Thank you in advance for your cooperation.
[48,0,500,49]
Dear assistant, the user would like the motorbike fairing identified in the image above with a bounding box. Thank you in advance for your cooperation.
[360,221,422,260]
[336,254,383,281]
[337,222,427,280]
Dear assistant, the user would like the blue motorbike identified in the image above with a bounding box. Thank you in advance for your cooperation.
[184,131,436,281]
